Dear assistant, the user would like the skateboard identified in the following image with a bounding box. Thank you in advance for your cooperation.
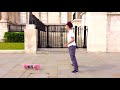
[23,64,40,70]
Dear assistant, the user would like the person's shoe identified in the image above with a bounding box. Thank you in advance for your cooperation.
[72,70,79,73]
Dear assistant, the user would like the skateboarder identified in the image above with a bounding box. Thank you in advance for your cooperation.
[64,21,79,73]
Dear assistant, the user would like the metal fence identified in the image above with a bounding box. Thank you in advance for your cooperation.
[73,26,88,48]
[8,23,26,32]
[38,25,88,48]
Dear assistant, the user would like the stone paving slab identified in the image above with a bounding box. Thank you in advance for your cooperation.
[20,70,38,78]
[2,72,24,78]
[58,70,78,78]
[1,49,120,78]
[20,69,49,78]
[0,68,12,77]
[43,69,58,77]
[0,50,24,54]
[28,73,49,78]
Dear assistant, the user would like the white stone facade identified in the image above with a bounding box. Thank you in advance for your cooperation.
[61,12,67,24]
[34,12,68,24]
[80,12,120,52]
[20,12,26,24]
[86,12,107,52]
[24,24,38,53]
[107,13,120,52]
[40,12,48,24]
[2,12,120,53]
[0,12,8,42]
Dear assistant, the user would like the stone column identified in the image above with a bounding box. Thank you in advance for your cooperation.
[86,12,107,52]
[67,12,72,22]
[0,12,8,22]
[0,12,8,42]
[24,24,38,53]
[81,12,86,27]
[26,12,29,24]
[61,12,67,24]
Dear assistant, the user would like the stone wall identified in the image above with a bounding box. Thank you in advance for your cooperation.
[8,12,20,24]
[0,12,73,24]
[85,12,120,52]
[107,13,120,52]
[86,12,107,52]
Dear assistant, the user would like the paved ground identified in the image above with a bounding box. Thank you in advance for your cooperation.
[0,48,120,78]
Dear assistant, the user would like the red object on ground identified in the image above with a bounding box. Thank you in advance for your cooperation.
[22,64,40,70]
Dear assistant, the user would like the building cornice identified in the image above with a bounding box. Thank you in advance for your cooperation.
[107,12,120,14]
[80,12,86,16]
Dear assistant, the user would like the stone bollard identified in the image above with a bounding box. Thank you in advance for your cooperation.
[24,24,38,54]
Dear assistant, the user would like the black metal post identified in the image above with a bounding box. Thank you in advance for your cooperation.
[21,25,22,32]
[29,12,33,24]
[83,26,87,48]
[75,26,78,48]
[46,25,50,48]
[38,28,40,48]
[60,27,63,48]
[8,25,10,32]
[73,12,76,20]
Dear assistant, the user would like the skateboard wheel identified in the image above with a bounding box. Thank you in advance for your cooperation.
[24,65,28,69]
[34,65,40,70]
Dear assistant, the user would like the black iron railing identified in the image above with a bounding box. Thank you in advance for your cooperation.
[0,21,25,32]
[28,13,88,48]
[73,12,76,20]
[72,26,88,48]
[29,12,45,32]
[83,26,88,48]
[8,24,26,32]
[38,25,66,48]
[38,25,88,48]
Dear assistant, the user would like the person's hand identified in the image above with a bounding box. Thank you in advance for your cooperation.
[64,44,68,47]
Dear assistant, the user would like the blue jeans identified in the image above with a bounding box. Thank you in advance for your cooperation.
[68,45,78,70]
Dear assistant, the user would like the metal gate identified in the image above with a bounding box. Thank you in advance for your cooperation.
[38,25,88,48]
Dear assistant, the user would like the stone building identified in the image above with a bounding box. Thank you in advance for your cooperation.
[1,12,120,53]
[0,12,76,24]
[0,12,74,41]
[80,12,120,52]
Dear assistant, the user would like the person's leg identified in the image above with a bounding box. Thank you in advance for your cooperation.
[68,48,73,66]
[68,46,78,71]
[69,46,73,65]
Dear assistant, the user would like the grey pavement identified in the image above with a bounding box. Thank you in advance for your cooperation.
[0,48,120,78]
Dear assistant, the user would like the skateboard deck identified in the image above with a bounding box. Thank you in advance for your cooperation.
[22,64,40,70]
